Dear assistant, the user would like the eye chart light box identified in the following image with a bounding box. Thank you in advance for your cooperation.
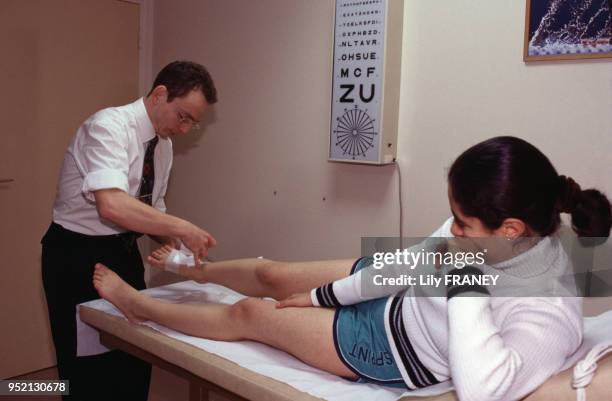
[329,0,404,165]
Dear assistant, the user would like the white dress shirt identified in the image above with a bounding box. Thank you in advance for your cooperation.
[52,98,172,235]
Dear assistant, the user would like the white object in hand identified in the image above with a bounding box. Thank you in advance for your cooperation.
[165,244,196,273]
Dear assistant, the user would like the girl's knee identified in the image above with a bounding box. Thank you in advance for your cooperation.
[254,261,287,296]
[229,297,273,325]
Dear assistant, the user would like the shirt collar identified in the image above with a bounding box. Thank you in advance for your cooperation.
[134,97,157,143]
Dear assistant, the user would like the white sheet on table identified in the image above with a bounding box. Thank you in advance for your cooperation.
[77,281,612,401]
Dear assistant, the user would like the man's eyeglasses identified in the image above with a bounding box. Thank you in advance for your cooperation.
[177,110,201,131]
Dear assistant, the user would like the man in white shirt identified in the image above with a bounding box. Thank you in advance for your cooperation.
[41,61,217,401]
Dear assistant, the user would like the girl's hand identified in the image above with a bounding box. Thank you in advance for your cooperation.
[276,292,313,308]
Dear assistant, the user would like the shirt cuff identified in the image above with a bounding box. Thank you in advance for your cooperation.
[82,169,129,202]
[310,289,320,307]
[154,197,167,213]
[311,283,342,308]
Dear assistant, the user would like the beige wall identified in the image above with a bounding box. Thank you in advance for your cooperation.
[152,1,611,309]
[153,0,400,263]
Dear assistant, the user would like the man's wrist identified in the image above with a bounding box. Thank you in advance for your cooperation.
[171,218,191,239]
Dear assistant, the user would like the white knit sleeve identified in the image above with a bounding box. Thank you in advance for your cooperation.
[447,297,581,401]
[311,236,445,308]
[310,266,375,307]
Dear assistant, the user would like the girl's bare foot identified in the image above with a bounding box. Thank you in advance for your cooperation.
[147,245,208,282]
[92,263,145,323]
[147,245,175,269]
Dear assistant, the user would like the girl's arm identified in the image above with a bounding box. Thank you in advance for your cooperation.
[448,293,582,401]
[280,218,455,308]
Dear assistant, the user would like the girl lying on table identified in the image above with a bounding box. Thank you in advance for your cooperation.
[93,136,611,401]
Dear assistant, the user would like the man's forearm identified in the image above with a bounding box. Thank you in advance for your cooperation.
[94,188,216,261]
[95,189,187,237]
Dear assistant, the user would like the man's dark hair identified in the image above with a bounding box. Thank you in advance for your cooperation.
[148,60,217,104]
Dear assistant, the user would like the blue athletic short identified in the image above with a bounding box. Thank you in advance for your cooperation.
[333,257,407,388]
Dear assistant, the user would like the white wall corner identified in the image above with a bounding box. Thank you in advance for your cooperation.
[118,0,155,96]
[138,0,154,96]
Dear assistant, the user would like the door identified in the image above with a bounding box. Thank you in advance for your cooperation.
[0,0,139,378]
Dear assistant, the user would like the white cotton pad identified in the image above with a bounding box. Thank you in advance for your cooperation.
[164,248,196,273]
[165,262,180,274]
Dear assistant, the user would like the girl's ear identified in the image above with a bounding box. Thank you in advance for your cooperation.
[499,218,527,239]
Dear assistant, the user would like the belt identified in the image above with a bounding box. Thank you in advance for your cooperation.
[43,222,142,250]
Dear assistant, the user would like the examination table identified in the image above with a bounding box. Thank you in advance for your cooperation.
[78,281,612,401]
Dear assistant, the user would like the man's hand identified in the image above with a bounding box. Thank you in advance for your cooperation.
[178,222,217,264]
[275,292,313,308]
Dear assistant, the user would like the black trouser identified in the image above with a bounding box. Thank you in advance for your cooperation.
[41,222,151,401]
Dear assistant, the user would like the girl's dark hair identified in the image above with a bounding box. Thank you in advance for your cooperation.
[148,60,217,104]
[448,136,611,240]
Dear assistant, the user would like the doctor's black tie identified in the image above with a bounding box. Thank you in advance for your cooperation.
[138,135,159,206]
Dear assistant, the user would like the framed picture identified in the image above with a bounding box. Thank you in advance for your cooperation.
[524,0,612,61]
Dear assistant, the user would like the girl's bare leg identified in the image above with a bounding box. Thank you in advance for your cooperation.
[93,264,357,379]
[201,258,355,299]
[148,246,356,300]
